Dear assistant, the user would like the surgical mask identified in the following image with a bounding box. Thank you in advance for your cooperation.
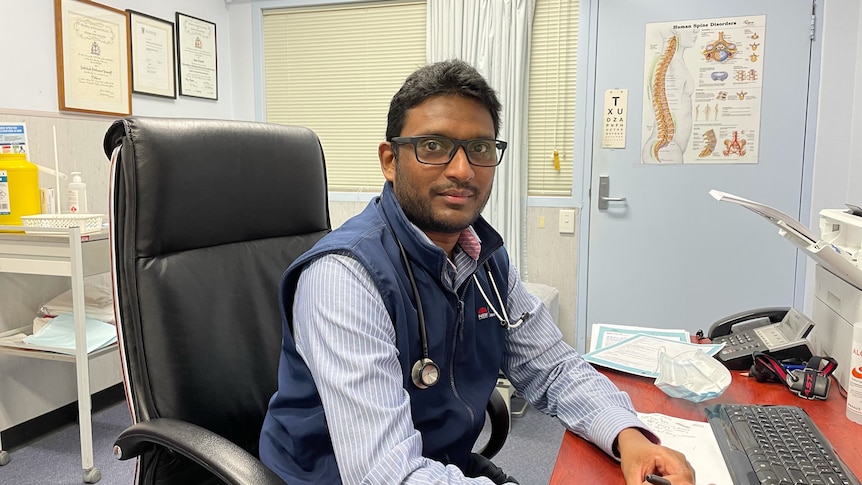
[654,349,731,403]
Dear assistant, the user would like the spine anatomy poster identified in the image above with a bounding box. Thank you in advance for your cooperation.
[641,16,765,164]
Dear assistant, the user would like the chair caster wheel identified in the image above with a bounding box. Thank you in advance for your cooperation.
[0,450,10,466]
[83,466,101,483]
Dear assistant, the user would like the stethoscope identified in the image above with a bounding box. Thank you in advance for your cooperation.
[393,236,530,389]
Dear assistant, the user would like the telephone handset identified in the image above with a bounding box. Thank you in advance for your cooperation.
[708,307,815,370]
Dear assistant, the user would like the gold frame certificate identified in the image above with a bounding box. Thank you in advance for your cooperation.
[175,12,218,100]
[54,0,132,116]
[128,10,176,99]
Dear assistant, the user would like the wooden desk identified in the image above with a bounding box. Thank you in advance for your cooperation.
[550,367,862,484]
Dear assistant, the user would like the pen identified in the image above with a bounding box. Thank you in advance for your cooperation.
[646,474,672,485]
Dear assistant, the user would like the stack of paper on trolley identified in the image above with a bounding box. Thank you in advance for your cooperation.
[0,313,117,355]
[584,323,724,378]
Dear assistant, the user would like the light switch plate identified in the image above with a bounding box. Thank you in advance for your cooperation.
[559,209,575,234]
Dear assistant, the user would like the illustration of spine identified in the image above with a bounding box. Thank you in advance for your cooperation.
[699,129,716,157]
[650,36,677,160]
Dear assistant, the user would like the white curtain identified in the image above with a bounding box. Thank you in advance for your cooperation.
[427,0,535,275]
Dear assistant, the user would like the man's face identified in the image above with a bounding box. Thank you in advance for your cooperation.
[379,94,496,237]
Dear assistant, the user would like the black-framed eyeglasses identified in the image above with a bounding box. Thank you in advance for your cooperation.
[390,135,508,167]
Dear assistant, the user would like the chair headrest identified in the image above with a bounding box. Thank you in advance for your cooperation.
[105,117,330,255]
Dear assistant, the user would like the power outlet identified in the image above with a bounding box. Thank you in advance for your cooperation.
[559,209,575,234]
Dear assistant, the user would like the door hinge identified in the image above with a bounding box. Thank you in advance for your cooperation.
[809,14,815,40]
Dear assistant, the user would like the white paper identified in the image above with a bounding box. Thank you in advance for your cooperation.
[18,313,117,355]
[637,412,734,485]
[709,189,818,243]
[584,334,724,378]
[711,189,862,290]
[590,323,690,352]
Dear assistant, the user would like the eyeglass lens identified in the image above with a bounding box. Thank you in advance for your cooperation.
[414,136,503,166]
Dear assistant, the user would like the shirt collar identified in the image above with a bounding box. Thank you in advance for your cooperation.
[402,218,482,262]
[457,226,482,261]
[403,222,481,274]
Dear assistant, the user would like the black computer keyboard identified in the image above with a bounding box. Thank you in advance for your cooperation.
[706,404,860,485]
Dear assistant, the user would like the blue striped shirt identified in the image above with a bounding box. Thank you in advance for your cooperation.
[292,234,650,484]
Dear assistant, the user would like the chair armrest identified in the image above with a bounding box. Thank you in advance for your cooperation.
[477,387,510,459]
[114,418,286,485]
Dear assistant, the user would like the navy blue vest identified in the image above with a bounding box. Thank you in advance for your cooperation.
[260,184,510,484]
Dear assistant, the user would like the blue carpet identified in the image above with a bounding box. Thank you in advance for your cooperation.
[1,402,135,484]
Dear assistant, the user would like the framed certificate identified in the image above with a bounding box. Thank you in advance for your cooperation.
[54,0,132,116]
[128,10,176,98]
[175,12,218,100]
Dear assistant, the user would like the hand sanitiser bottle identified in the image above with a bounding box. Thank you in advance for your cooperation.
[68,172,88,213]
[848,321,862,425]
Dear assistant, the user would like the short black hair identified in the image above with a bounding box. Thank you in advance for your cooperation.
[385,59,502,140]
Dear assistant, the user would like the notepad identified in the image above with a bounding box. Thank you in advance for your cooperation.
[637,412,734,485]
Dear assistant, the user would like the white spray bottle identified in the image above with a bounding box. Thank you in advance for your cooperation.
[68,171,88,213]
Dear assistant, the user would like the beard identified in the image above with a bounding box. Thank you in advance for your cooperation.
[393,168,491,234]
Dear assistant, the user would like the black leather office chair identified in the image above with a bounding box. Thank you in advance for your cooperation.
[103,117,509,485]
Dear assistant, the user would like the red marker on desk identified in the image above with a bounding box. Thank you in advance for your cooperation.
[646,474,672,485]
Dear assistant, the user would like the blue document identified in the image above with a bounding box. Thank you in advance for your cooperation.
[23,313,117,354]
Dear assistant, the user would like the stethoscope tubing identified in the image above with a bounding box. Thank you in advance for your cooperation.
[383,202,526,388]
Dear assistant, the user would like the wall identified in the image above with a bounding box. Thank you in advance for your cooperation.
[0,0,235,432]
[3,0,859,433]
[0,0,235,119]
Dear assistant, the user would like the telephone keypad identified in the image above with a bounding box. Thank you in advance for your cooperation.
[715,331,764,356]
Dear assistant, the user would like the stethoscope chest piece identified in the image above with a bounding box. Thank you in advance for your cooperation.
[411,357,440,389]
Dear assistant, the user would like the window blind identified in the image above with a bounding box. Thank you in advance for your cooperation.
[262,0,579,196]
[527,0,578,196]
[262,2,426,192]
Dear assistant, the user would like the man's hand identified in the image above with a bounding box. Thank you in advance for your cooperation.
[616,428,696,485]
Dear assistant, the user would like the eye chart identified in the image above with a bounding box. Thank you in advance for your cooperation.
[602,89,628,149]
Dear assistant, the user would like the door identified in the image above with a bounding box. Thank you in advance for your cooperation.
[585,0,815,335]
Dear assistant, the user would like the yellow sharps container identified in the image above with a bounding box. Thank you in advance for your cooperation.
[0,153,41,227]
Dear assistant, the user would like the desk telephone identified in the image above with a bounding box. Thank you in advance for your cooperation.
[708,307,815,370]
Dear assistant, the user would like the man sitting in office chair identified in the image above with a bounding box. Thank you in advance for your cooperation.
[259,59,696,485]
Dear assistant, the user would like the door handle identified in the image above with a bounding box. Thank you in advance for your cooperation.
[598,175,627,210]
